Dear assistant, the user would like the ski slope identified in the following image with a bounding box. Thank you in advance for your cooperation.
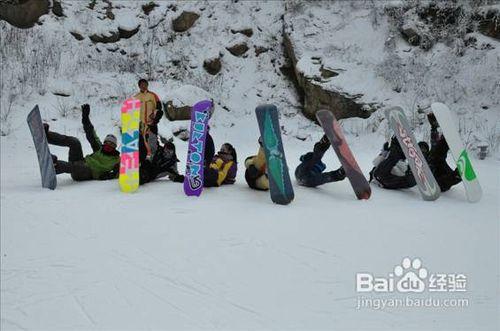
[1,115,499,330]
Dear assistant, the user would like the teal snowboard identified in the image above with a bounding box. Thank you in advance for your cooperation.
[255,105,294,205]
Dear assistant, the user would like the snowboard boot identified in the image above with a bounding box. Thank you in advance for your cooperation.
[438,168,462,192]
[325,166,346,182]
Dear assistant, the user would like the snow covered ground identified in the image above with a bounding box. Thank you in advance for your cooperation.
[1,0,499,329]
[1,103,499,330]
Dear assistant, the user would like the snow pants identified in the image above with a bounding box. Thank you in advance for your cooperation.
[429,137,461,192]
[46,131,93,181]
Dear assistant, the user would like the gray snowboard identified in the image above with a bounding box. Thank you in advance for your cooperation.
[27,105,57,190]
[385,107,440,201]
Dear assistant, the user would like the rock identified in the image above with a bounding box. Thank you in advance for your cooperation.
[53,91,71,97]
[50,80,73,97]
[477,9,500,40]
[118,25,140,39]
[104,0,114,20]
[52,0,63,17]
[231,28,253,37]
[165,85,214,121]
[106,45,119,52]
[320,66,338,79]
[283,30,373,121]
[172,126,190,141]
[69,31,85,41]
[401,27,421,46]
[164,101,192,121]
[172,11,200,32]
[203,56,222,75]
[226,42,249,57]
[142,2,158,16]
[89,31,120,44]
[254,46,269,56]
[0,0,49,29]
[87,0,96,10]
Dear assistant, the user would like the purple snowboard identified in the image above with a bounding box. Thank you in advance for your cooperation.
[183,100,212,196]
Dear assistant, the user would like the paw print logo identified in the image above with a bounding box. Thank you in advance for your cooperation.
[394,257,428,293]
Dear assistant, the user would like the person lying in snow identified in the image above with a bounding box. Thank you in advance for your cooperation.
[369,136,416,189]
[44,104,120,181]
[370,113,461,192]
[203,131,237,187]
[244,138,269,191]
[295,135,346,187]
[139,137,184,185]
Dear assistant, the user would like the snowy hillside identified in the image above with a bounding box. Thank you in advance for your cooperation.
[1,1,499,330]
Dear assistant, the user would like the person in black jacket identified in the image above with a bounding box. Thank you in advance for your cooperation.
[370,136,416,189]
[140,137,184,185]
[370,113,461,192]
[295,135,345,187]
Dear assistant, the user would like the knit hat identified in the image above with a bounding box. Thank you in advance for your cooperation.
[103,134,118,146]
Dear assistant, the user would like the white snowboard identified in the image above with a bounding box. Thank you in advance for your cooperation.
[431,102,482,203]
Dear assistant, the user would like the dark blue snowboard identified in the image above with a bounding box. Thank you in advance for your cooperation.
[27,105,57,190]
[255,104,294,205]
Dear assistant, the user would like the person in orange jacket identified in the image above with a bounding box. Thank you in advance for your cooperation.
[134,78,162,161]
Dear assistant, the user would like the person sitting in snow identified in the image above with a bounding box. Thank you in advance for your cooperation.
[370,113,461,192]
[44,104,120,181]
[295,135,346,187]
[203,130,237,187]
[369,136,416,189]
[134,78,162,161]
[140,137,184,185]
[244,138,269,191]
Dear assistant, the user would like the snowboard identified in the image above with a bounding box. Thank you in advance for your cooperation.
[316,110,371,200]
[385,107,440,201]
[255,104,294,205]
[184,100,212,197]
[431,102,482,202]
[119,98,140,193]
[26,105,57,190]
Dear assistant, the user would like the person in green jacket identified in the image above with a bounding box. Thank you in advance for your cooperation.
[44,104,120,181]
